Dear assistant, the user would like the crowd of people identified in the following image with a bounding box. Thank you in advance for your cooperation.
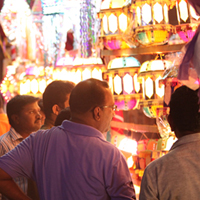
[0,1,199,199]
[0,76,199,200]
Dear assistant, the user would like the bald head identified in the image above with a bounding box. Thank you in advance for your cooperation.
[69,78,109,114]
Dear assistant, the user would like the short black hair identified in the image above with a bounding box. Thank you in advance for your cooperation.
[7,95,39,128]
[169,86,200,133]
[54,107,71,126]
[69,78,109,114]
[43,80,75,117]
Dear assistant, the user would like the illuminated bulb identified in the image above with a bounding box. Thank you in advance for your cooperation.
[119,13,127,32]
[145,77,154,98]
[108,13,118,33]
[134,74,140,93]
[31,79,39,94]
[155,76,165,98]
[114,75,122,95]
[82,68,91,80]
[123,74,133,94]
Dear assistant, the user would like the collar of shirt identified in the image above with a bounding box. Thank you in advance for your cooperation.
[41,118,55,130]
[61,120,106,141]
[9,127,24,143]
[170,132,200,151]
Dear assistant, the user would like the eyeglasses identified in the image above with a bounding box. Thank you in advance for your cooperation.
[100,105,117,111]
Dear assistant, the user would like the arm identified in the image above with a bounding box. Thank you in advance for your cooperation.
[139,167,158,200]
[0,168,31,200]
[106,153,136,200]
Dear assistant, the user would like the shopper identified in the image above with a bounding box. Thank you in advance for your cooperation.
[54,107,71,126]
[139,86,200,200]
[0,95,42,200]
[0,78,136,200]
[41,80,75,129]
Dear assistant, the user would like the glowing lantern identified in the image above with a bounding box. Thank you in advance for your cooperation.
[104,57,142,110]
[138,59,172,117]
[108,13,118,33]
[103,15,109,34]
[31,79,39,94]
[38,79,46,94]
[142,3,152,25]
[97,1,132,50]
[72,57,106,84]
[179,0,189,23]
[119,13,127,32]
[153,3,163,24]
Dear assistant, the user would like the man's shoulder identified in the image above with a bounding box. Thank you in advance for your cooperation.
[0,131,10,142]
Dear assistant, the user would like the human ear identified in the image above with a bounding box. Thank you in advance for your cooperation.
[93,107,101,121]
[52,104,61,116]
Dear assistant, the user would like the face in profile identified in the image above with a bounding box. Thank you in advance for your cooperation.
[16,101,42,133]
[100,89,116,133]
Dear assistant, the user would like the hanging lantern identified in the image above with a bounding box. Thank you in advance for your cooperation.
[97,0,132,50]
[138,59,172,118]
[128,0,175,46]
[72,57,106,84]
[104,56,142,110]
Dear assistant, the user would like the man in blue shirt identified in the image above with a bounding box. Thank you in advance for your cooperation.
[0,78,136,200]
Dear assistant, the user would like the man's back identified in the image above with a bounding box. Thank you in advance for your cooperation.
[140,133,200,200]
[0,120,135,200]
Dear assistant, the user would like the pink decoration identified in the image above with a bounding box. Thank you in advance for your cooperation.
[178,30,196,42]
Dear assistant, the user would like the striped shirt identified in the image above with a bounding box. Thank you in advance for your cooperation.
[0,128,27,200]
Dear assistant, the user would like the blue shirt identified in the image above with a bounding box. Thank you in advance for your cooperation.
[0,120,136,200]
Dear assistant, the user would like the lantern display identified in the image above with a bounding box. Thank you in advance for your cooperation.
[72,57,106,84]
[97,0,132,50]
[137,59,172,118]
[104,56,142,110]
[0,74,17,102]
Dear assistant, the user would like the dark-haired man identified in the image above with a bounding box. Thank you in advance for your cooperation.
[0,95,42,200]
[41,80,75,129]
[0,78,136,200]
[139,86,200,200]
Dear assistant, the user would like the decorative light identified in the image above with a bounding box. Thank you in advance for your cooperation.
[136,6,141,26]
[153,3,163,24]
[92,68,102,80]
[119,13,128,32]
[179,0,189,22]
[108,13,118,33]
[82,68,91,80]
[114,75,122,95]
[97,2,132,50]
[145,77,154,99]
[31,79,39,94]
[0,74,17,102]
[142,3,152,25]
[103,15,109,34]
[164,4,169,24]
[118,138,137,155]
[123,74,133,94]
[134,74,140,93]
[138,59,172,109]
[74,69,82,84]
[105,57,142,110]
[38,79,46,94]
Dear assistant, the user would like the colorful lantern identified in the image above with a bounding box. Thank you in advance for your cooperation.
[104,56,142,110]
